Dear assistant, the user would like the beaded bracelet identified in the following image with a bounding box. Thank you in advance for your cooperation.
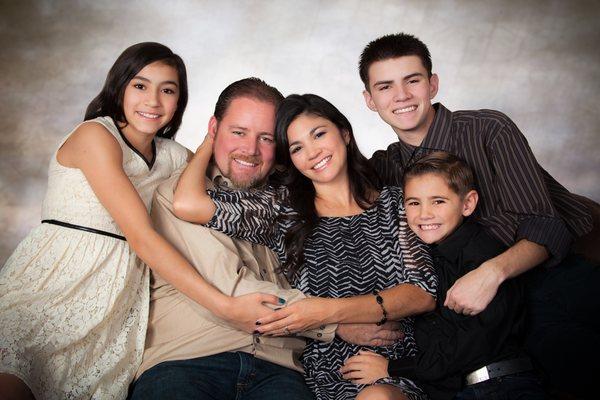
[373,289,388,326]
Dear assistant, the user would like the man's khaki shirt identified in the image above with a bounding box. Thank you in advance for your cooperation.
[136,166,335,378]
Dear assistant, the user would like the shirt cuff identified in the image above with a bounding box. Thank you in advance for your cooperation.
[387,357,417,380]
[516,216,573,266]
[301,323,337,342]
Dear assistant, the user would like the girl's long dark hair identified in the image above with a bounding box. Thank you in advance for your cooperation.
[85,42,188,139]
[274,94,381,280]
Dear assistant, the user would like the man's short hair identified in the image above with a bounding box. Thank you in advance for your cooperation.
[359,33,433,89]
[403,151,476,197]
[213,77,284,121]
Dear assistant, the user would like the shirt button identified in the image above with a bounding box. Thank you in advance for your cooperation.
[317,333,322,338]
[255,337,261,343]
[319,325,326,330]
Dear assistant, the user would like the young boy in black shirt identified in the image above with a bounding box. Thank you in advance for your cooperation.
[341,152,546,400]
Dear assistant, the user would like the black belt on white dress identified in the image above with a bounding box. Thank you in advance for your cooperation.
[42,219,126,241]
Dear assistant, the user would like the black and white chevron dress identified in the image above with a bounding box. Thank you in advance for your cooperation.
[207,186,436,400]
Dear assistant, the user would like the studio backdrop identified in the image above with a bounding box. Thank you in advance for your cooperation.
[1,0,599,264]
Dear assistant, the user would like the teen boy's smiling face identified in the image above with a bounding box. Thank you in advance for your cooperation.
[363,56,438,144]
[404,173,477,244]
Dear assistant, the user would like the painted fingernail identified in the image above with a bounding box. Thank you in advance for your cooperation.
[278,297,286,304]
[253,330,260,334]
[255,321,261,325]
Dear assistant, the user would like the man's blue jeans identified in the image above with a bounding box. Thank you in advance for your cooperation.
[128,351,314,400]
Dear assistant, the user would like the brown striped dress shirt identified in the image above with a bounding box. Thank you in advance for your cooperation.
[370,103,593,265]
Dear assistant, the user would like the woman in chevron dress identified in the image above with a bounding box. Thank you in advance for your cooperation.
[173,94,437,400]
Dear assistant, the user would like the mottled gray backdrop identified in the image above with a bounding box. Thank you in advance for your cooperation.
[1,0,599,264]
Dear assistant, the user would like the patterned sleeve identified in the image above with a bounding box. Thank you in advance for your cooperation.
[393,187,437,298]
[205,186,292,260]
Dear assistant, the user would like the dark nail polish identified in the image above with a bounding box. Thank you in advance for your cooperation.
[255,321,261,325]
[278,297,286,305]
[253,330,260,334]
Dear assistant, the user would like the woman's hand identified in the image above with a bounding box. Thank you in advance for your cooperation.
[217,292,285,334]
[340,350,389,385]
[196,133,214,156]
[173,133,217,224]
[255,297,337,335]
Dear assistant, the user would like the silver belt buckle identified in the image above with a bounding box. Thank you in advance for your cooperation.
[465,365,490,385]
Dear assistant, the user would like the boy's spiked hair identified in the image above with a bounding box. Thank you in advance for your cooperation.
[403,151,476,197]
[359,33,432,90]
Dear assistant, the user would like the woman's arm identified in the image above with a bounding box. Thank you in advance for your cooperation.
[59,123,279,332]
[255,190,437,335]
[172,135,217,223]
[255,284,435,335]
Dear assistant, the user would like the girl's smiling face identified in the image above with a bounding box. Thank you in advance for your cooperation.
[121,61,180,138]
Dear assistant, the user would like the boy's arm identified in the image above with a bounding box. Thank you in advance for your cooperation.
[447,115,584,314]
[445,239,546,314]
[397,230,524,382]
[341,275,522,385]
[391,273,523,382]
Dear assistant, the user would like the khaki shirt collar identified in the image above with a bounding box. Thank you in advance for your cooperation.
[208,163,234,190]
[208,162,270,190]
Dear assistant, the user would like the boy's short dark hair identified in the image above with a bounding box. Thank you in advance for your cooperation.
[213,77,284,121]
[359,33,432,90]
[403,151,476,197]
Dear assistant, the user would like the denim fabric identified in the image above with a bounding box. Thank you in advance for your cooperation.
[454,372,546,400]
[129,352,314,400]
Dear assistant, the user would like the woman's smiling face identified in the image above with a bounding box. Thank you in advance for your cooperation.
[286,113,350,186]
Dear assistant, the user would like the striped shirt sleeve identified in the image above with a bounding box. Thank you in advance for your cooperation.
[488,115,573,263]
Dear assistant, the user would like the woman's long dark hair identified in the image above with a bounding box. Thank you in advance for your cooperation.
[84,42,188,139]
[274,94,381,280]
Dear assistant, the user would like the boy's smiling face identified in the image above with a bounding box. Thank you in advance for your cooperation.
[404,172,478,244]
[363,56,438,142]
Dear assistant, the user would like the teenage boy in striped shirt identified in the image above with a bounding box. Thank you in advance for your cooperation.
[359,33,598,398]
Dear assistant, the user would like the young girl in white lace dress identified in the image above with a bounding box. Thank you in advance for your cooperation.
[0,42,280,400]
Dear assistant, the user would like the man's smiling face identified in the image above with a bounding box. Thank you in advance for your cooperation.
[209,96,277,189]
[363,55,438,142]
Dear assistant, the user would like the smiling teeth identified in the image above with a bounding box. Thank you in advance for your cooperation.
[393,106,417,114]
[138,112,160,119]
[313,156,331,170]
[234,159,257,167]
[420,224,440,230]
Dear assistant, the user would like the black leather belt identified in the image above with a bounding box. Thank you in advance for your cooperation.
[42,219,126,241]
[465,357,533,385]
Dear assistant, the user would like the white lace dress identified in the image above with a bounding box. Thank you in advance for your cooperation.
[0,116,188,399]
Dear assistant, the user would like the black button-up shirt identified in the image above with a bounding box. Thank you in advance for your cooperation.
[388,219,526,399]
[370,103,593,265]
